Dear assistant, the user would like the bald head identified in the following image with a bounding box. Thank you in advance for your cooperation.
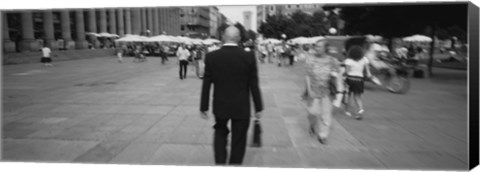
[223,26,240,44]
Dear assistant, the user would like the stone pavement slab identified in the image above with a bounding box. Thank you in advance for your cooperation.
[2,57,468,170]
[3,138,99,162]
[109,142,162,164]
[296,147,385,169]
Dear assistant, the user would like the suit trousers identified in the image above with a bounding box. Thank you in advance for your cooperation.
[307,96,333,138]
[213,117,250,165]
[179,60,188,79]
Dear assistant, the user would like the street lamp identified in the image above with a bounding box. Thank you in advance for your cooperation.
[329,28,337,35]
[146,30,151,36]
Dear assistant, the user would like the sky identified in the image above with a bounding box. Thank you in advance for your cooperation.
[217,5,257,32]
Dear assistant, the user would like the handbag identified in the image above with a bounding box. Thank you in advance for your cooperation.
[251,119,262,147]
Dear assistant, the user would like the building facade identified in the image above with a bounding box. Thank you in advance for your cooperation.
[243,11,252,31]
[256,4,324,30]
[279,4,324,16]
[2,7,183,53]
[180,7,210,38]
[208,7,219,38]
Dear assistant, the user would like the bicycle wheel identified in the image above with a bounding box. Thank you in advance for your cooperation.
[388,76,410,94]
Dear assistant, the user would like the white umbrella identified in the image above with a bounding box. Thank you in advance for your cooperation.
[191,38,204,45]
[289,37,310,44]
[202,38,221,45]
[365,34,383,42]
[175,36,193,44]
[307,36,325,44]
[98,32,113,37]
[403,35,432,42]
[86,32,100,37]
[110,34,120,38]
[262,38,282,44]
[114,35,148,42]
[146,35,175,43]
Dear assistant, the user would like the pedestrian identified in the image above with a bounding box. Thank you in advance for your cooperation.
[41,44,53,66]
[176,44,190,79]
[116,47,124,63]
[285,45,295,66]
[200,26,263,165]
[160,44,169,64]
[266,42,274,63]
[343,45,370,120]
[301,39,343,144]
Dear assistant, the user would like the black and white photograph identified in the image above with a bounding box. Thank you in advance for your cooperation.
[1,0,478,171]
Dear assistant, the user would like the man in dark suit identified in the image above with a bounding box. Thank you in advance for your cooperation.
[200,26,263,165]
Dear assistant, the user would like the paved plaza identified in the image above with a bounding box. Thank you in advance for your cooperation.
[2,56,468,170]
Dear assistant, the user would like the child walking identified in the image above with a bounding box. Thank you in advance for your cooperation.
[343,45,371,120]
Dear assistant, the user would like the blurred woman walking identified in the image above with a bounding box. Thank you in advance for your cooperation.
[301,39,344,144]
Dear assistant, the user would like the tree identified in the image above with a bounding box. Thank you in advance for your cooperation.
[337,3,468,76]
[246,30,257,40]
[234,22,248,43]
[312,10,329,36]
[259,14,295,39]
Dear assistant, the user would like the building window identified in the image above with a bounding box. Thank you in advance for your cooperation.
[181,25,185,31]
[288,5,291,8]
[270,6,274,10]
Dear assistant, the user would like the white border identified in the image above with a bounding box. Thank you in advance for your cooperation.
[0,0,474,10]
[1,0,477,172]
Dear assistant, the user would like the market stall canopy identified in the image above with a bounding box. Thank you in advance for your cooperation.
[190,38,204,45]
[365,34,383,42]
[289,37,310,44]
[202,38,221,45]
[146,35,175,43]
[287,36,325,45]
[86,32,100,37]
[402,34,432,42]
[87,32,120,38]
[114,35,148,42]
[174,36,193,44]
[308,36,325,44]
[261,38,282,44]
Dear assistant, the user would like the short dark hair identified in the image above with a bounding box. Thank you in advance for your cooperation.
[347,45,364,61]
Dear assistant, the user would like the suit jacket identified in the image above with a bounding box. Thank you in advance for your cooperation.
[200,45,263,119]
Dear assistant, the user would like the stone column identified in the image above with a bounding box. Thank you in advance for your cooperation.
[75,9,88,49]
[166,9,171,35]
[153,8,159,35]
[141,8,147,35]
[20,11,38,52]
[109,9,116,34]
[98,9,108,48]
[152,8,159,35]
[125,9,132,34]
[60,10,75,50]
[3,13,16,53]
[88,9,100,48]
[159,8,165,34]
[131,8,141,35]
[99,9,107,33]
[43,10,57,49]
[147,8,153,36]
[117,8,125,36]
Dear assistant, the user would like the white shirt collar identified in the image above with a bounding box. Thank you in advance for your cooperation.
[223,43,238,46]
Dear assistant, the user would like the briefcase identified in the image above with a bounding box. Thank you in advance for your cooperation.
[251,119,262,147]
